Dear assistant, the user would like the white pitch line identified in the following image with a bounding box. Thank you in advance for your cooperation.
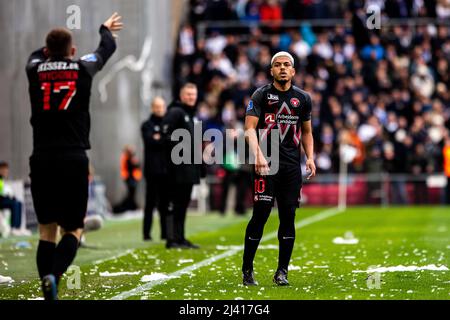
[110,206,344,300]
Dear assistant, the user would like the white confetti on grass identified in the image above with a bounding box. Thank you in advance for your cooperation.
[353,264,449,273]
[99,271,140,277]
[333,231,359,245]
[259,245,279,250]
[332,237,359,245]
[0,275,14,283]
[178,259,194,264]
[216,245,242,250]
[140,273,179,282]
[288,265,302,271]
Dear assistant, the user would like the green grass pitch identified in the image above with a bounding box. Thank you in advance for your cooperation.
[0,206,449,300]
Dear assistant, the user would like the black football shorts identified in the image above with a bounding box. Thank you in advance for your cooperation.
[29,150,89,231]
[252,164,302,208]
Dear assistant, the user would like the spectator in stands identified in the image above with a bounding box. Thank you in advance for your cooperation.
[436,0,450,19]
[0,162,29,236]
[178,24,196,61]
[383,142,408,204]
[361,35,385,61]
[290,31,311,60]
[259,0,283,32]
[409,143,431,204]
[173,0,450,206]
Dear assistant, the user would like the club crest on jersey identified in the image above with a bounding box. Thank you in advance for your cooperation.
[290,98,300,108]
[267,93,279,101]
[265,113,275,123]
[246,100,254,112]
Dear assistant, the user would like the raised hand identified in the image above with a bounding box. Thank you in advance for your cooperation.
[103,12,123,38]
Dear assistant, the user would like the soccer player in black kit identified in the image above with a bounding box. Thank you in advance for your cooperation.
[242,52,316,286]
[25,13,123,300]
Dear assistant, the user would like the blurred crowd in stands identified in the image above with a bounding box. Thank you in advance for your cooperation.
[173,0,450,179]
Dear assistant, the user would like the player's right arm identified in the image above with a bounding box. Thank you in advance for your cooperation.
[80,12,123,76]
[245,90,269,175]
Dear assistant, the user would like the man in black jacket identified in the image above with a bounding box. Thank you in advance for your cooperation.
[141,96,169,241]
[162,83,201,249]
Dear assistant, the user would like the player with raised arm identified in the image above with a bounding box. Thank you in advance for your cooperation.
[242,51,316,286]
[26,13,123,300]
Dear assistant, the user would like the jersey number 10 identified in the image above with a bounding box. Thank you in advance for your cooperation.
[40,81,77,111]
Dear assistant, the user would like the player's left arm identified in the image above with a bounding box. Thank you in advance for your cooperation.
[25,47,47,74]
[300,93,316,180]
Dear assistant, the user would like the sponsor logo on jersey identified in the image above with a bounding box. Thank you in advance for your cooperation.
[267,93,279,101]
[265,113,276,123]
[81,53,98,62]
[277,113,298,125]
[268,100,278,105]
[246,100,254,112]
[290,97,300,108]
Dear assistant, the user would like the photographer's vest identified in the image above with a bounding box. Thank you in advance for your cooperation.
[444,145,450,177]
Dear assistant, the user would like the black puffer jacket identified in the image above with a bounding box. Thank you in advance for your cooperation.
[141,114,167,178]
[161,100,202,184]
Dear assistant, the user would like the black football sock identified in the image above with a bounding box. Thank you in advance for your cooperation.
[278,205,296,270]
[278,236,295,271]
[51,234,79,284]
[36,240,56,279]
[242,203,271,272]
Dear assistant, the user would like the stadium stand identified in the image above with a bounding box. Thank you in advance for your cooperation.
[174,0,450,206]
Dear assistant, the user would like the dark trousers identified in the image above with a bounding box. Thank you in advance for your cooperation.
[166,183,193,242]
[124,178,138,209]
[143,175,169,239]
[113,178,138,213]
[0,196,22,229]
[219,170,251,215]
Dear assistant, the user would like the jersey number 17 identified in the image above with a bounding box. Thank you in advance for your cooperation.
[40,81,77,111]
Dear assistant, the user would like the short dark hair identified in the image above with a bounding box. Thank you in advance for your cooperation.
[180,82,197,91]
[0,161,8,169]
[46,28,73,58]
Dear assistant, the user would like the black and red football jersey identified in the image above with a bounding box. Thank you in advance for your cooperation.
[245,83,312,166]
[26,25,116,152]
